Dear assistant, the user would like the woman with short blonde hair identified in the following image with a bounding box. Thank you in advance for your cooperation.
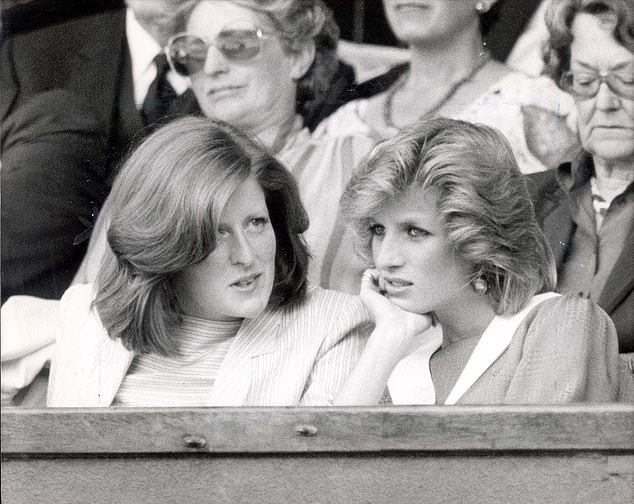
[335,118,628,405]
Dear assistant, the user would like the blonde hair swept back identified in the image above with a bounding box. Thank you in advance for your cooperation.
[341,117,557,316]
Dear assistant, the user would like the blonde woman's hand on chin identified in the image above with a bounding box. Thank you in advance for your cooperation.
[360,268,433,360]
[333,269,432,405]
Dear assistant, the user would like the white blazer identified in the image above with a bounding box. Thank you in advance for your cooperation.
[2,284,371,407]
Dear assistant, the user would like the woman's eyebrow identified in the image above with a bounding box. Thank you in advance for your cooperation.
[572,60,633,71]
[243,212,269,221]
[398,217,432,229]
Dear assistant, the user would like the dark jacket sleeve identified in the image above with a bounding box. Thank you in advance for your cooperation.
[1,90,109,302]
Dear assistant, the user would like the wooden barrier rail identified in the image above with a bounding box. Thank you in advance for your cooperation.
[3,405,633,503]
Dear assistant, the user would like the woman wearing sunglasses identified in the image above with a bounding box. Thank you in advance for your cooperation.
[1,117,371,407]
[333,118,631,406]
[528,0,634,357]
[74,0,375,294]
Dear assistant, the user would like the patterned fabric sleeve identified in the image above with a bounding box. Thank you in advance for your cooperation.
[504,296,622,403]
[299,293,371,406]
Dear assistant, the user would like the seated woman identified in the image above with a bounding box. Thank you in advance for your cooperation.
[1,117,370,407]
[529,0,634,354]
[314,0,579,174]
[333,118,631,405]
[74,0,375,293]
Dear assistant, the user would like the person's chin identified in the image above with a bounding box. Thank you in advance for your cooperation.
[236,299,269,319]
[387,294,428,316]
[588,139,634,162]
[229,283,273,320]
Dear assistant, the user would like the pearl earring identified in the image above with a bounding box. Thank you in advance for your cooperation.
[475,1,490,13]
[472,278,489,295]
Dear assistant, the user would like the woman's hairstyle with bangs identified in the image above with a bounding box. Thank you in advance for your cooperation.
[341,117,556,316]
[94,116,309,356]
[543,0,634,86]
[182,0,339,118]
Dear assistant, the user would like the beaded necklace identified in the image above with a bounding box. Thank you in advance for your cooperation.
[382,51,492,129]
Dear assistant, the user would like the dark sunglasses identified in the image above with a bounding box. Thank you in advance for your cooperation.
[166,25,272,76]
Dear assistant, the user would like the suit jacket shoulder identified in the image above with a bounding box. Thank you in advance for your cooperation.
[525,166,566,219]
[48,283,133,407]
[462,296,622,403]
[2,9,126,98]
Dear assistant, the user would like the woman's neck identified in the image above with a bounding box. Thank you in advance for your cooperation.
[593,157,634,192]
[405,29,485,92]
[435,295,496,348]
[253,113,303,154]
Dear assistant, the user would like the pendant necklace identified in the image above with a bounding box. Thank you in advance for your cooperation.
[382,50,492,130]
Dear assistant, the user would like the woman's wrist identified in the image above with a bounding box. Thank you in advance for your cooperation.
[364,323,412,369]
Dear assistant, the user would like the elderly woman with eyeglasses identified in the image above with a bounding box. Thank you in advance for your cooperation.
[528,0,634,355]
[74,0,374,294]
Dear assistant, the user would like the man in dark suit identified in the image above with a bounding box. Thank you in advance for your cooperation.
[1,0,189,170]
[0,1,189,301]
[1,90,110,302]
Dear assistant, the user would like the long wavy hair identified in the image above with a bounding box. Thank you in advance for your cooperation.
[341,117,557,316]
[94,116,310,356]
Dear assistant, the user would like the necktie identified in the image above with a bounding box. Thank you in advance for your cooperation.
[142,53,177,126]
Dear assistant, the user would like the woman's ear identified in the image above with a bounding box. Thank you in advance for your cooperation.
[290,43,316,81]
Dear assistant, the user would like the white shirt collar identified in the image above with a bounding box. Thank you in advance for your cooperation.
[125,8,189,108]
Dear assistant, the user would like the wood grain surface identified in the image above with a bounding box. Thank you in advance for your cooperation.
[3,405,633,503]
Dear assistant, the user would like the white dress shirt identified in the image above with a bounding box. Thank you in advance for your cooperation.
[126,8,189,109]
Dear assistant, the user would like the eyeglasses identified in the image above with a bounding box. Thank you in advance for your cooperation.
[560,70,634,99]
[166,24,272,76]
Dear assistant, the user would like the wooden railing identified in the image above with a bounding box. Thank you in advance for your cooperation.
[2,405,633,503]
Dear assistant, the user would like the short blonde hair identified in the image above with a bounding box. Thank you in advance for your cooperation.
[341,118,556,316]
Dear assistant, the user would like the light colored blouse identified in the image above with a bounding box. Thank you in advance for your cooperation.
[314,72,577,175]
[278,126,375,293]
[113,317,241,407]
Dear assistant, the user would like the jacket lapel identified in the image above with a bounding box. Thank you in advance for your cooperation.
[208,308,281,406]
[540,190,575,270]
[598,223,634,314]
[446,293,560,405]
[49,310,134,407]
[91,334,135,407]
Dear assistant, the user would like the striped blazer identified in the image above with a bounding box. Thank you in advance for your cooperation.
[3,283,371,407]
